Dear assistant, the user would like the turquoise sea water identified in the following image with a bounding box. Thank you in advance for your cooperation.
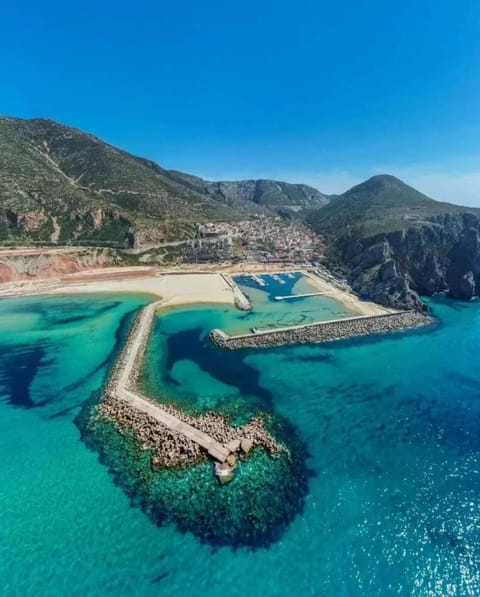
[1,293,480,595]
[231,272,353,332]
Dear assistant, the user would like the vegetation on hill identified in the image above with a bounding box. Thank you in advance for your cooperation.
[4,115,480,308]
[307,175,469,239]
[0,116,327,246]
[206,179,328,210]
[307,175,480,308]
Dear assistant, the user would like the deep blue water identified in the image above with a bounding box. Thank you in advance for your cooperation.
[1,294,480,595]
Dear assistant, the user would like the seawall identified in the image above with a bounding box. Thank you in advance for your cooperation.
[209,311,433,350]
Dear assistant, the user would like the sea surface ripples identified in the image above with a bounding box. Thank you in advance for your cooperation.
[0,294,479,595]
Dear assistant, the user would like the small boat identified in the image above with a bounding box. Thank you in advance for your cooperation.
[251,274,266,287]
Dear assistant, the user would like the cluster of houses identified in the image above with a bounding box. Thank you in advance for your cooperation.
[184,218,323,264]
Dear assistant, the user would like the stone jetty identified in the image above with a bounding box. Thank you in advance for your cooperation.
[96,301,282,476]
[221,273,251,310]
[209,311,432,350]
[274,291,331,301]
[100,394,279,469]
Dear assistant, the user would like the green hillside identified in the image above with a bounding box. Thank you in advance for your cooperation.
[0,116,327,247]
[307,174,470,238]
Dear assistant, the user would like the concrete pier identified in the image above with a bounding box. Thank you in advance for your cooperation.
[112,302,230,463]
[251,274,266,287]
[221,274,251,310]
[274,291,332,300]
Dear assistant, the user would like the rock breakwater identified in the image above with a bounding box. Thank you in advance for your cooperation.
[78,300,310,547]
[99,394,281,469]
[93,302,282,471]
[210,311,433,350]
[221,273,251,310]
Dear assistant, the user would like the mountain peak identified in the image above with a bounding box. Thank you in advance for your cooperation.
[308,172,472,238]
[344,174,430,200]
[365,173,404,184]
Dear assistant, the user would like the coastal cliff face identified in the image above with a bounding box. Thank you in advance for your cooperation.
[0,207,134,246]
[337,212,480,308]
[0,248,120,284]
[307,175,480,310]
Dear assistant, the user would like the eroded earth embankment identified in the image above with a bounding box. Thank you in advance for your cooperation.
[0,248,120,283]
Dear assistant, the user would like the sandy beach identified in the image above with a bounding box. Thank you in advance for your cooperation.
[52,271,236,306]
[0,264,392,317]
[303,271,394,316]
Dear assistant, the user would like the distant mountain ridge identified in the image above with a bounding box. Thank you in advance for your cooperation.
[207,179,328,211]
[3,115,480,308]
[166,172,328,212]
[0,116,327,246]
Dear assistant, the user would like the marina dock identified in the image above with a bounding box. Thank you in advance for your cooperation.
[250,274,266,287]
[274,291,332,300]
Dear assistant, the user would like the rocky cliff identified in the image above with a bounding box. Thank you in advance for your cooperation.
[205,179,329,212]
[308,176,480,310]
[336,212,480,309]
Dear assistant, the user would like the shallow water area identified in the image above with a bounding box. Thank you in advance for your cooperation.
[89,298,309,548]
[81,408,308,548]
[231,271,353,332]
[1,293,480,595]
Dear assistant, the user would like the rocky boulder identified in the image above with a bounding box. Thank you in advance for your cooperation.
[449,270,476,300]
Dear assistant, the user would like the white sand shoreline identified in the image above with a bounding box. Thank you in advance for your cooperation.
[0,271,236,307]
[0,266,391,317]
[302,271,394,316]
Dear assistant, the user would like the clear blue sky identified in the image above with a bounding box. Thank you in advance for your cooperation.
[2,0,480,203]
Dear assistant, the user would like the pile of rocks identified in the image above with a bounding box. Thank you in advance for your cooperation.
[210,311,433,350]
[98,394,203,468]
[97,393,283,469]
